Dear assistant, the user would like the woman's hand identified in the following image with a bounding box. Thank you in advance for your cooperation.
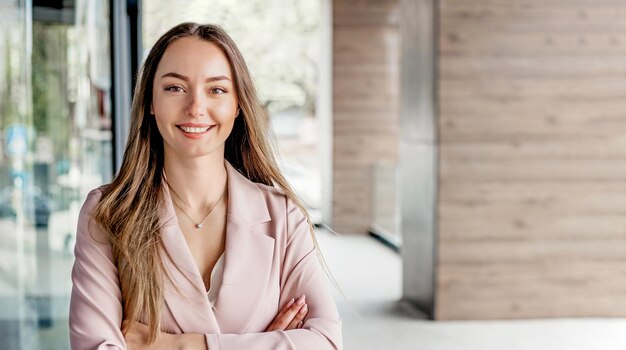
[123,320,205,350]
[123,320,176,350]
[265,294,309,332]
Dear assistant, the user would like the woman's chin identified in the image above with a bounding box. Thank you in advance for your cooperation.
[174,145,221,161]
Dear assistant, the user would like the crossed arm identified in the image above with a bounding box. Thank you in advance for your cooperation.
[122,295,309,349]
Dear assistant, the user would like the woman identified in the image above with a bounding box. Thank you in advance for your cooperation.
[69,22,342,349]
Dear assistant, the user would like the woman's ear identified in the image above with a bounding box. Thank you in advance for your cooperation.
[150,104,154,115]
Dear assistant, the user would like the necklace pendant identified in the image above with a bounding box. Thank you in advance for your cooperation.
[195,223,203,229]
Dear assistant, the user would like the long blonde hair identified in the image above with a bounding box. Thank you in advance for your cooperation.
[92,22,319,343]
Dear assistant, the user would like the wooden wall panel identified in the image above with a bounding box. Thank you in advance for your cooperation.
[436,0,626,319]
[332,0,400,233]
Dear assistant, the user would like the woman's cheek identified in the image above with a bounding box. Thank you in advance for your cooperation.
[215,105,237,121]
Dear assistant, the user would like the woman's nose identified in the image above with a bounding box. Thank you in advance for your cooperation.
[185,89,209,117]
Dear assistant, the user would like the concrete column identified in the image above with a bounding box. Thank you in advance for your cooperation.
[399,0,438,318]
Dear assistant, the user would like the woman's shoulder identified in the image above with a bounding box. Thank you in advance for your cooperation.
[251,181,290,212]
[75,185,112,247]
[77,184,111,223]
[83,184,109,205]
[253,181,286,198]
[251,182,307,225]
[251,181,301,210]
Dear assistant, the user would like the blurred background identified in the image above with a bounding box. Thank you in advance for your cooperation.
[2,0,626,349]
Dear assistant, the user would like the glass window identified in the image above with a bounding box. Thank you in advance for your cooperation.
[0,0,113,348]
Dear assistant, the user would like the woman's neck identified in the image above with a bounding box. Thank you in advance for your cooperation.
[163,150,228,211]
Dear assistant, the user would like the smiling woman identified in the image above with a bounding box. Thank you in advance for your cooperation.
[68,23,342,350]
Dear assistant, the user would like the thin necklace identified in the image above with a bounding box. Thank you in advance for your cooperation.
[168,184,227,229]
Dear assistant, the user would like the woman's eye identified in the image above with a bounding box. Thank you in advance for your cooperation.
[211,87,227,94]
[165,86,184,93]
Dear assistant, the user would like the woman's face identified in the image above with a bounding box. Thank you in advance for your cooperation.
[151,37,239,160]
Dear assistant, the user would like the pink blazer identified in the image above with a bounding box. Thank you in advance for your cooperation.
[69,161,342,349]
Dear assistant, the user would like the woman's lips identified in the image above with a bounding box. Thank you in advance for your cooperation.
[176,124,215,139]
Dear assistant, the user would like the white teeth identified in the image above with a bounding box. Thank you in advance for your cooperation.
[180,126,211,133]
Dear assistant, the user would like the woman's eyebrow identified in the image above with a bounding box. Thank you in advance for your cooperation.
[160,72,231,82]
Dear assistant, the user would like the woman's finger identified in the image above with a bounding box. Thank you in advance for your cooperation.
[266,297,295,331]
[273,295,306,330]
[274,301,306,331]
[266,295,306,331]
[273,298,295,324]
[286,303,308,330]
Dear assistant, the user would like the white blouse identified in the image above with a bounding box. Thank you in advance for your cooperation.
[206,252,225,307]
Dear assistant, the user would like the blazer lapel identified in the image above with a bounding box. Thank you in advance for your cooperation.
[160,184,221,334]
[213,162,275,332]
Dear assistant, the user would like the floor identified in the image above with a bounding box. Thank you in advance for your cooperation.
[315,230,626,350]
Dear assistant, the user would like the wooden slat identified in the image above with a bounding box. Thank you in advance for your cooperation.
[441,31,626,56]
[437,262,626,319]
[334,0,400,27]
[440,159,626,182]
[334,27,400,63]
[440,56,626,79]
[439,183,626,242]
[441,139,626,161]
[334,135,397,164]
[332,164,372,233]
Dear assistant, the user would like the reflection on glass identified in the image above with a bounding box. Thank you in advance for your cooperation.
[0,1,112,348]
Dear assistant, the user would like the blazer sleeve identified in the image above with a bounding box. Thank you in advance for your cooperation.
[69,189,126,350]
[204,197,343,350]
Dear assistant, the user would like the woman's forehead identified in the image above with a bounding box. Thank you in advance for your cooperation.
[156,37,233,80]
